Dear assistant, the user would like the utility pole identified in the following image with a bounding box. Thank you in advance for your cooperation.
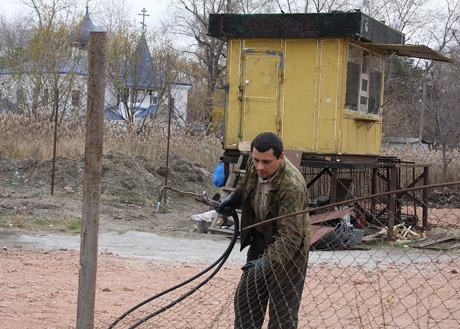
[76,31,107,329]
[418,72,426,145]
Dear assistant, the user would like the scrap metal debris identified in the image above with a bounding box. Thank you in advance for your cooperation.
[412,236,460,250]
[310,206,358,251]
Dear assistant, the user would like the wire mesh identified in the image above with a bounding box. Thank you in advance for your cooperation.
[96,182,460,329]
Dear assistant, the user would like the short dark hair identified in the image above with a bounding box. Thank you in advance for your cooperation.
[251,132,283,159]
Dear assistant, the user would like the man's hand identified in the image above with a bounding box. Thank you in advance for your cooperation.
[241,257,270,277]
[216,192,239,216]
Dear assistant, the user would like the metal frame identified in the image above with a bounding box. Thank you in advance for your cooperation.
[220,150,430,240]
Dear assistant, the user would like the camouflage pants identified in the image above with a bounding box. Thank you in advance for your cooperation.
[234,243,307,329]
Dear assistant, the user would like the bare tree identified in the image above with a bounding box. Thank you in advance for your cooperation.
[0,15,32,105]
[427,0,460,52]
[169,0,274,133]
[0,15,31,65]
[0,0,86,120]
[169,0,226,133]
[423,59,460,182]
[419,1,460,182]
[93,0,133,34]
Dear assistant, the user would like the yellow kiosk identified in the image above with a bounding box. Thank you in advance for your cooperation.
[208,11,451,236]
[208,11,450,157]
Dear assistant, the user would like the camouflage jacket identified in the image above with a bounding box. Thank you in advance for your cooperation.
[234,155,311,276]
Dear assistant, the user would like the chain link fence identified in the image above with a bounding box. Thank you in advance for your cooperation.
[96,182,460,329]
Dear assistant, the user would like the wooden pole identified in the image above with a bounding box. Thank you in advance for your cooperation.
[76,31,106,329]
[51,89,59,196]
[388,165,397,241]
[330,168,338,204]
[163,93,173,205]
[422,166,429,230]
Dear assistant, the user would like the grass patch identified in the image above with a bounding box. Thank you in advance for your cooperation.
[427,227,460,238]
[0,214,82,233]
[120,194,156,206]
[65,218,82,231]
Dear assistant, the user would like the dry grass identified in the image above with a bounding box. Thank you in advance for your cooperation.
[3,111,458,184]
[382,145,460,184]
[0,112,223,171]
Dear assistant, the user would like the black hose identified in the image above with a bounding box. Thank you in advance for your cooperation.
[311,219,353,251]
[108,210,239,329]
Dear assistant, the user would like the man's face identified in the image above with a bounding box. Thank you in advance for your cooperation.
[252,148,284,179]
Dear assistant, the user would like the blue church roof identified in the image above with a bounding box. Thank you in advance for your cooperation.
[72,8,99,48]
[128,35,160,88]
[58,57,88,75]
[104,108,124,120]
[134,105,157,117]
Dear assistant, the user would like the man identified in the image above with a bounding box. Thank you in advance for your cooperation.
[216,132,311,329]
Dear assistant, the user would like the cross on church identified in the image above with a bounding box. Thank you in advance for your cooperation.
[138,8,150,31]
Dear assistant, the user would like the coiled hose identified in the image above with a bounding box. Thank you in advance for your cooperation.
[108,210,240,329]
[311,219,353,251]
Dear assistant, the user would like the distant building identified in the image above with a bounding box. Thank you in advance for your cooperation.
[103,34,191,126]
[0,8,191,126]
[381,136,431,150]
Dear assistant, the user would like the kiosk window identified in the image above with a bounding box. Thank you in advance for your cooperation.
[345,44,383,115]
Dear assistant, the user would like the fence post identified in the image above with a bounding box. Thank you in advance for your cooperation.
[388,165,397,240]
[51,89,59,196]
[330,168,338,203]
[76,31,107,329]
[163,93,173,205]
[422,166,429,230]
[371,168,378,225]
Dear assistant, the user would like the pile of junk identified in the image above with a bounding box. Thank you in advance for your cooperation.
[189,189,366,251]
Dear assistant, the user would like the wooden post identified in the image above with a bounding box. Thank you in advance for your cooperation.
[76,31,106,329]
[330,168,338,204]
[371,168,378,224]
[51,89,59,196]
[422,166,429,230]
[388,165,397,241]
[163,93,173,205]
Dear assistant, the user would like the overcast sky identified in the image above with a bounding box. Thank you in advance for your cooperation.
[1,0,169,29]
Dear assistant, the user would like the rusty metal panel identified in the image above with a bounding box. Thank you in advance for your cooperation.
[366,44,452,63]
[311,225,335,245]
[310,207,354,225]
[284,149,302,169]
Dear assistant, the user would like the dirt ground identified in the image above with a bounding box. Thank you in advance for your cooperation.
[0,152,220,236]
[2,153,460,328]
[0,152,233,328]
[0,249,244,329]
